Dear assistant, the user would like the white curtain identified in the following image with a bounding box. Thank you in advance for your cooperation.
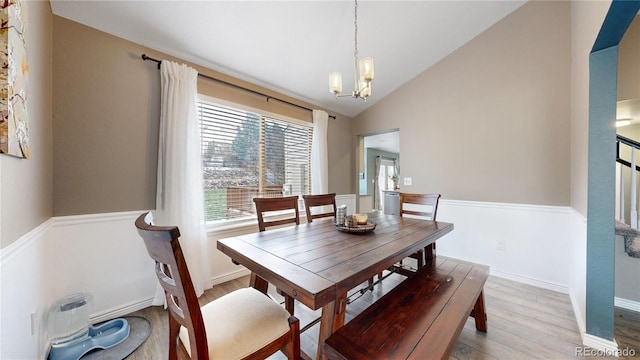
[153,60,208,305]
[393,158,400,189]
[311,110,329,194]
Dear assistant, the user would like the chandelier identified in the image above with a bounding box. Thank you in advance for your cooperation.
[329,0,374,101]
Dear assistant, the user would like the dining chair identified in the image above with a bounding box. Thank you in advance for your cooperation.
[253,196,300,314]
[400,193,441,266]
[135,212,300,360]
[369,193,441,289]
[253,196,300,231]
[302,193,336,223]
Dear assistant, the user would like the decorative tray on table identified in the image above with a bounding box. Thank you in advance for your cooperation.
[335,215,376,234]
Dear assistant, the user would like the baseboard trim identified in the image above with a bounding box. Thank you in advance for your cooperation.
[491,269,569,294]
[582,333,619,356]
[570,291,587,336]
[615,297,640,312]
[86,269,252,322]
[211,268,251,286]
[90,297,156,323]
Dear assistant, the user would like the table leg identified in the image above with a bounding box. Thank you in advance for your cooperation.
[425,243,434,262]
[316,292,347,360]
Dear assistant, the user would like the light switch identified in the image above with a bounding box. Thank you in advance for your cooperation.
[404,177,412,185]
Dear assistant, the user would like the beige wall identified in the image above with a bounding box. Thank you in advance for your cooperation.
[353,1,571,206]
[52,16,352,216]
[0,0,53,248]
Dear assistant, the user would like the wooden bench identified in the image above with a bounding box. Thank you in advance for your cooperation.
[324,256,489,360]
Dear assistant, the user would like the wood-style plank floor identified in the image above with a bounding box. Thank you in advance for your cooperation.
[123,272,639,359]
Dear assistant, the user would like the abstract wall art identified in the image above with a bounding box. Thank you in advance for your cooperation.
[1,0,29,158]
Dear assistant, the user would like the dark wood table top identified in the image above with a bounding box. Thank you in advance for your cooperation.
[216,212,454,311]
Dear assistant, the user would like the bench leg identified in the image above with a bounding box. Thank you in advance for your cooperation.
[470,290,487,332]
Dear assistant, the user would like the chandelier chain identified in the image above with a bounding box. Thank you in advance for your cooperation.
[354,0,358,64]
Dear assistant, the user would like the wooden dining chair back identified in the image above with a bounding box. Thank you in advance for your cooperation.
[369,192,443,289]
[400,193,441,220]
[135,212,300,360]
[253,196,300,232]
[253,196,301,315]
[302,193,337,223]
[400,193,441,267]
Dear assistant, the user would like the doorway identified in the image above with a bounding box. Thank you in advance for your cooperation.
[377,158,397,212]
[587,2,640,344]
[357,130,400,213]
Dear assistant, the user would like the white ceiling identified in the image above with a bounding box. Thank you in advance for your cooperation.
[50,0,526,118]
[364,131,399,154]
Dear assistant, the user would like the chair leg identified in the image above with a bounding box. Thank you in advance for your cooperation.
[168,315,181,360]
[283,316,301,360]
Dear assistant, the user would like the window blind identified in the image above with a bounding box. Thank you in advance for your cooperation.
[198,100,313,222]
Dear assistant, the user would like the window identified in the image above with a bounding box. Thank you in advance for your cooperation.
[198,99,313,223]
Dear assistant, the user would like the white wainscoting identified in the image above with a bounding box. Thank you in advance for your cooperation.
[0,218,52,360]
[335,194,356,215]
[569,209,588,341]
[49,211,158,323]
[436,199,573,293]
[2,198,627,359]
[0,211,158,359]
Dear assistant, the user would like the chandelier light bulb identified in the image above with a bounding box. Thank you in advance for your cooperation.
[329,72,343,94]
[359,57,374,81]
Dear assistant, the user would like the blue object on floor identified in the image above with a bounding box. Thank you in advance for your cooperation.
[48,318,130,360]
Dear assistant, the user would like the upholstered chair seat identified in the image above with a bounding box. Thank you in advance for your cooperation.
[179,287,292,359]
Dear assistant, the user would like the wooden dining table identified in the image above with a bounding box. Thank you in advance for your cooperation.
[216,211,453,359]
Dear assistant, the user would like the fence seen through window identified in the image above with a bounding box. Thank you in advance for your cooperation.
[198,99,313,222]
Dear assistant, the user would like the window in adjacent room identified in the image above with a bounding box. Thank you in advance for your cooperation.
[197,98,313,223]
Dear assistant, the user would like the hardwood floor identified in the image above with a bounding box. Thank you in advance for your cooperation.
[615,307,640,358]
[123,272,639,359]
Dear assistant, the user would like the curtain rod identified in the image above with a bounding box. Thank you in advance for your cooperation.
[141,54,336,120]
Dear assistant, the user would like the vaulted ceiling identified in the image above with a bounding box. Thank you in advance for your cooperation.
[50,1,526,118]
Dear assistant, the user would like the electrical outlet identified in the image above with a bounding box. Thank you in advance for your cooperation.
[496,239,506,251]
[404,177,412,186]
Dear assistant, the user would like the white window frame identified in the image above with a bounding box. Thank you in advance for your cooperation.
[198,95,312,230]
